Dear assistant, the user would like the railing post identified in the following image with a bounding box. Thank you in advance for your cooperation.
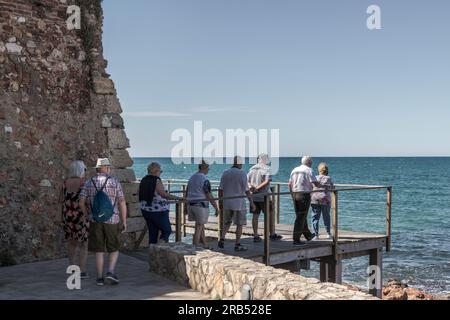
[167,179,172,194]
[386,187,392,252]
[218,191,223,241]
[182,184,187,237]
[332,190,339,260]
[275,184,281,225]
[264,195,271,266]
[175,202,182,242]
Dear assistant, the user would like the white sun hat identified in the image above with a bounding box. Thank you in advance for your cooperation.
[95,158,112,168]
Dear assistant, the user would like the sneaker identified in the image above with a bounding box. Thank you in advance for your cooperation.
[106,272,119,285]
[234,244,248,252]
[326,234,332,240]
[253,235,262,243]
[293,241,306,246]
[218,239,225,249]
[312,236,320,241]
[80,272,89,280]
[270,234,283,241]
[96,278,104,286]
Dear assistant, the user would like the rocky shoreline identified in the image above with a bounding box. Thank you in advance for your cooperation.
[344,279,449,300]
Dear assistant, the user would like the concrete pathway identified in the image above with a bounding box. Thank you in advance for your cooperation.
[0,253,208,300]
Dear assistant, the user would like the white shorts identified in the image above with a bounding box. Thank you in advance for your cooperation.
[188,206,210,225]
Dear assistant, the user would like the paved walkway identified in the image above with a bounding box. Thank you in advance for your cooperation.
[0,253,208,300]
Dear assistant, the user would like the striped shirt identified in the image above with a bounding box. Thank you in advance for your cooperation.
[80,173,124,224]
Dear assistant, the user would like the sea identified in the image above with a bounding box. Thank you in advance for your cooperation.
[132,157,450,295]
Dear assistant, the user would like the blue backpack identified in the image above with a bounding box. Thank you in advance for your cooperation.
[91,177,116,222]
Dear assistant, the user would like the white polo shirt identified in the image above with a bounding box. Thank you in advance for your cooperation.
[289,165,318,192]
[219,167,249,211]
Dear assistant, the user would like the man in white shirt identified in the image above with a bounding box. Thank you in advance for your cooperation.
[289,156,322,246]
[218,156,256,252]
[247,153,283,242]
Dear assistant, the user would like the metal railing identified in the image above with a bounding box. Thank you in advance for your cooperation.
[162,180,392,266]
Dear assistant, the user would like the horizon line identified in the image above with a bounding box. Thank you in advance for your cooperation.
[129,155,450,158]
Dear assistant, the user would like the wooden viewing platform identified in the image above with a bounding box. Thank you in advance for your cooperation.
[168,214,387,297]
[136,181,392,298]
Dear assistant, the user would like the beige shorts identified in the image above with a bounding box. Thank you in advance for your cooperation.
[188,206,210,225]
[223,210,247,226]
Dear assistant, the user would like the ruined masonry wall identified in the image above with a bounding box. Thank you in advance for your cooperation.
[0,0,145,265]
[149,243,378,300]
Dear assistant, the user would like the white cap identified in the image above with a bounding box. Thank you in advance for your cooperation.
[95,158,112,168]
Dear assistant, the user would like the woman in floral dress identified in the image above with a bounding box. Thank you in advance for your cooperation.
[62,160,89,278]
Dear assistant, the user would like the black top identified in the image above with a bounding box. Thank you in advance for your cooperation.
[138,175,161,205]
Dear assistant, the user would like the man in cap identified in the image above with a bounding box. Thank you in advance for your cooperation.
[247,153,283,242]
[79,158,127,286]
[218,156,256,252]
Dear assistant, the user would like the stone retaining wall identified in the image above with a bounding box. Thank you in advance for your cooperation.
[148,242,378,300]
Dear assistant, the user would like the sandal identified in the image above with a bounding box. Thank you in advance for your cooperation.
[253,235,262,243]
[270,234,283,241]
[234,244,248,252]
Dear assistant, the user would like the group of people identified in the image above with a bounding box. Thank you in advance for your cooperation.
[137,154,334,252]
[61,155,333,286]
[61,158,127,286]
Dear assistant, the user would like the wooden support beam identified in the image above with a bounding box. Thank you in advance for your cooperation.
[264,195,271,266]
[369,248,383,299]
[275,184,281,225]
[320,259,329,282]
[386,187,392,252]
[332,190,339,260]
[182,184,187,237]
[175,202,182,242]
[328,256,343,284]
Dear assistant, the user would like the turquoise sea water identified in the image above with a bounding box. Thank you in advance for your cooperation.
[132,157,450,294]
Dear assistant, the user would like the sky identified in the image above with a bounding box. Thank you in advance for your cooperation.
[102,0,450,157]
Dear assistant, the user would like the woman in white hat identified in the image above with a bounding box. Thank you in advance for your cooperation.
[61,160,89,279]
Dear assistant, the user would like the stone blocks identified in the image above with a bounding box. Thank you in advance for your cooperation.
[148,243,378,300]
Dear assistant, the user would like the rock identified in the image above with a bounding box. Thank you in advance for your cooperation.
[112,167,136,182]
[93,77,116,95]
[383,279,434,300]
[8,37,16,43]
[4,124,12,134]
[9,81,19,92]
[107,128,130,149]
[37,19,46,30]
[102,113,124,128]
[17,17,26,23]
[49,49,63,60]
[0,42,6,53]
[26,41,36,49]
[109,149,134,168]
[5,43,23,54]
[39,179,52,187]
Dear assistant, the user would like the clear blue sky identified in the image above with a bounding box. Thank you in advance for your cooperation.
[102,0,450,157]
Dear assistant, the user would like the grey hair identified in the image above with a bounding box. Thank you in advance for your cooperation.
[258,153,269,164]
[318,162,329,175]
[147,162,161,174]
[301,156,313,166]
[69,161,86,178]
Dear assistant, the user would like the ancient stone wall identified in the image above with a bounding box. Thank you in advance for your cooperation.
[149,243,378,300]
[0,0,138,265]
